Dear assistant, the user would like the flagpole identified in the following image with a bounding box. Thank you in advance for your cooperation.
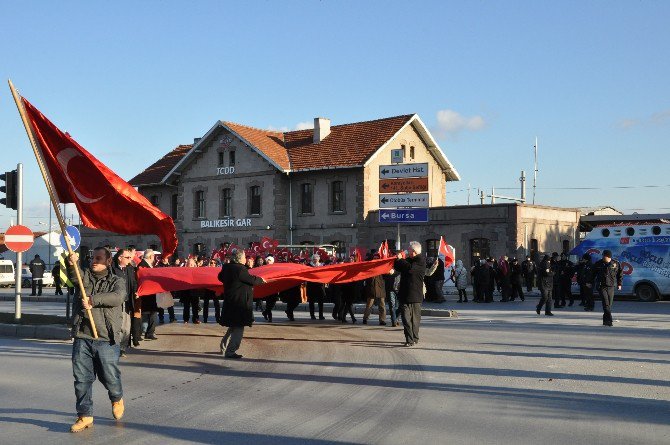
[8,79,98,339]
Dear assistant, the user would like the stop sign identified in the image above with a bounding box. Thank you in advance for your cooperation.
[4,225,34,253]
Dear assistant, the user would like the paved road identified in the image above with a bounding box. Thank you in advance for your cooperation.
[1,300,669,444]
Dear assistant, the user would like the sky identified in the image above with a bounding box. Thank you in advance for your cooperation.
[0,0,669,232]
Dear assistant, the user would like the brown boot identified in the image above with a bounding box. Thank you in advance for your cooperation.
[112,399,125,420]
[70,416,93,433]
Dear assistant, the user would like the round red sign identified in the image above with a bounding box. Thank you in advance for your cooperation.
[4,225,34,253]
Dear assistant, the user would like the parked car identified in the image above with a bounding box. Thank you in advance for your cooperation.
[21,266,55,288]
[0,259,15,287]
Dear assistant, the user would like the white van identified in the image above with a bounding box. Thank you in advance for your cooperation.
[0,259,16,287]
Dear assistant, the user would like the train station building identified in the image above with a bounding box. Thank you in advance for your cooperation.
[81,113,581,267]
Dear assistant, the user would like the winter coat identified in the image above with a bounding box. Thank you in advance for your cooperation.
[539,258,557,290]
[594,259,623,289]
[69,264,125,344]
[29,257,46,279]
[137,259,158,312]
[452,261,468,290]
[394,255,426,304]
[364,274,386,300]
[218,262,263,327]
[111,262,138,313]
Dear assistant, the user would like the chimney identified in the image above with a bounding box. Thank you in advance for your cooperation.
[193,137,202,145]
[313,117,331,144]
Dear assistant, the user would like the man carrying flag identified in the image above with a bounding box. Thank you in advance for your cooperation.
[66,248,126,432]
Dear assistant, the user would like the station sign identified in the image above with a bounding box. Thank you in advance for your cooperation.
[379,208,429,223]
[379,177,429,194]
[391,149,404,164]
[379,163,428,179]
[379,193,429,208]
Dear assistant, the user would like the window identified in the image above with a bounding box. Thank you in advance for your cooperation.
[470,238,490,268]
[409,146,415,160]
[250,186,261,215]
[149,244,158,251]
[170,194,178,220]
[652,226,661,235]
[426,239,438,258]
[229,150,236,166]
[220,188,232,217]
[301,183,313,214]
[218,152,224,167]
[150,195,159,207]
[194,190,205,218]
[626,227,635,236]
[602,228,610,237]
[331,181,344,212]
[562,240,570,254]
[194,243,205,255]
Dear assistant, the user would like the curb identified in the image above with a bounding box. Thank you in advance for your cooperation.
[0,323,71,340]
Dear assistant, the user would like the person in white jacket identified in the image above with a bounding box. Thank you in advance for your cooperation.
[451,260,469,303]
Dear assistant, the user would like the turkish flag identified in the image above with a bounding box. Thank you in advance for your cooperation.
[22,98,178,256]
[438,236,455,267]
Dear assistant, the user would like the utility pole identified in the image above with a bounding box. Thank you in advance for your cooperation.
[533,137,538,205]
[14,163,23,320]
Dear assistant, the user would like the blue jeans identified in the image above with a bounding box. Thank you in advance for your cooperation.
[72,338,123,416]
[387,291,399,325]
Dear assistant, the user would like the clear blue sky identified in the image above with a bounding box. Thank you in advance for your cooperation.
[1,0,669,232]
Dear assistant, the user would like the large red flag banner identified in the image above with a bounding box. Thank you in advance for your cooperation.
[22,98,178,256]
[137,258,396,299]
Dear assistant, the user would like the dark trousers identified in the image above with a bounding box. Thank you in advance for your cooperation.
[500,276,511,301]
[560,281,573,305]
[31,278,43,296]
[285,298,300,321]
[525,275,534,292]
[331,293,342,320]
[537,284,553,314]
[401,302,421,344]
[130,316,143,346]
[553,283,561,306]
[510,282,524,301]
[433,280,445,301]
[183,296,200,322]
[263,296,277,322]
[339,297,355,322]
[203,297,221,323]
[158,306,175,322]
[72,338,122,417]
[55,281,63,295]
[580,285,594,310]
[457,288,467,302]
[308,295,324,319]
[485,284,494,302]
[142,311,158,337]
[599,286,615,325]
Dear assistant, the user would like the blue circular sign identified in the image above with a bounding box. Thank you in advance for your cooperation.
[59,225,81,251]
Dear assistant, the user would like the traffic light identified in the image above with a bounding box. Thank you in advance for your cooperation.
[0,170,17,210]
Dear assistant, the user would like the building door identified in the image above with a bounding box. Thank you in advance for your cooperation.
[530,238,539,261]
[470,238,490,268]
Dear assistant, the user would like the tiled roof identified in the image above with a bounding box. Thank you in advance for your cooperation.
[223,122,290,170]
[131,113,452,183]
[284,114,414,170]
[130,144,192,186]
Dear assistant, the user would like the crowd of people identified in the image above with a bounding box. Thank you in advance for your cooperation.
[63,239,624,432]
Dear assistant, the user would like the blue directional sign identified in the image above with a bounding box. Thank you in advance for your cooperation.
[59,225,81,251]
[379,208,429,223]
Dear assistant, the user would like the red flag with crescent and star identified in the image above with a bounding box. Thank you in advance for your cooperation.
[438,236,455,268]
[21,98,178,256]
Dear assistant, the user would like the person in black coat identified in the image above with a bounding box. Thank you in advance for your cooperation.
[218,249,265,359]
[29,254,46,296]
[593,249,622,327]
[137,250,159,340]
[112,248,141,354]
[521,256,537,292]
[575,253,595,311]
[394,241,426,347]
[306,254,326,320]
[536,254,556,316]
[509,258,525,301]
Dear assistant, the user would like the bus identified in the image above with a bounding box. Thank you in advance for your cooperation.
[570,223,670,301]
